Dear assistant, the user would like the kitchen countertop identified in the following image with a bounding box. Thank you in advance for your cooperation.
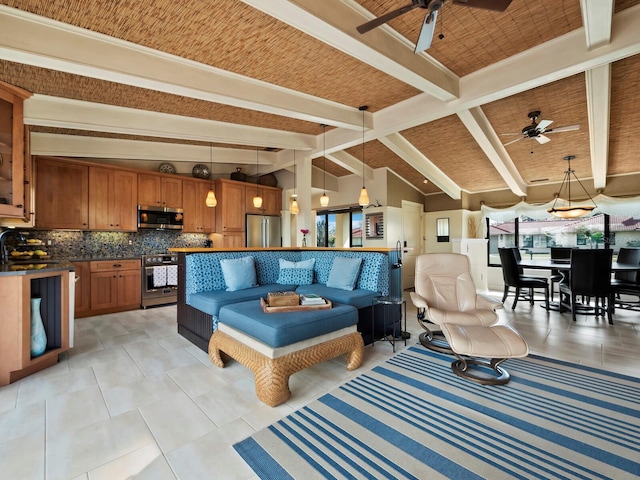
[0,260,76,276]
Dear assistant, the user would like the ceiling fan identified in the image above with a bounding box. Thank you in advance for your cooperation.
[501,111,580,147]
[356,0,513,53]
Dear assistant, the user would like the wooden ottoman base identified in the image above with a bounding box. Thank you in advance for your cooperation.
[208,329,364,407]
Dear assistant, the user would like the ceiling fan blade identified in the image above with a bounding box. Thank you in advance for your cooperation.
[357,2,420,34]
[414,10,437,53]
[503,137,524,147]
[536,119,553,131]
[535,134,551,144]
[545,124,580,134]
[451,0,512,12]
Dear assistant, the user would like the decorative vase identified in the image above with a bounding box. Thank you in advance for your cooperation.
[30,297,47,358]
[302,236,307,247]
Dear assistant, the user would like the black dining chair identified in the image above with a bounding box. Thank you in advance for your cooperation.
[559,249,613,323]
[610,247,640,312]
[499,247,550,310]
[550,247,573,300]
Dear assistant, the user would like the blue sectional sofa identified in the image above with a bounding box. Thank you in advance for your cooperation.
[174,248,400,351]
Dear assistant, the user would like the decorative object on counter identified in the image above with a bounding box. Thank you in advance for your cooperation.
[30,297,47,357]
[158,162,176,174]
[205,143,217,207]
[252,147,263,208]
[300,228,309,247]
[258,173,277,187]
[230,167,246,182]
[320,124,329,207]
[192,163,210,180]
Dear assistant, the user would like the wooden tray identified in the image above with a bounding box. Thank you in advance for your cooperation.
[260,297,332,313]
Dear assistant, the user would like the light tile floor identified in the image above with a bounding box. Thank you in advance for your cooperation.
[1,293,638,479]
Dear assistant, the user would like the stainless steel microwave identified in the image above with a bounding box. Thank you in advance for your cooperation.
[137,205,184,230]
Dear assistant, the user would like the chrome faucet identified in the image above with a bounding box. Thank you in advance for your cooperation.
[0,229,26,263]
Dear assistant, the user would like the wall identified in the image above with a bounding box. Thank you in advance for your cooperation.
[386,170,423,208]
[422,209,464,253]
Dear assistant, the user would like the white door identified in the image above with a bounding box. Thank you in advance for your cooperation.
[401,201,423,289]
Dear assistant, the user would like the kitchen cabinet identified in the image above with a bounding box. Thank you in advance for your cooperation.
[182,178,215,233]
[219,231,245,248]
[0,81,31,219]
[138,173,182,208]
[215,179,246,233]
[72,261,91,316]
[89,167,137,231]
[89,259,141,314]
[35,157,89,229]
[245,185,282,216]
[0,268,72,386]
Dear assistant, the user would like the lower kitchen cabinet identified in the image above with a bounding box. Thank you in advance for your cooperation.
[72,261,91,316]
[87,259,141,315]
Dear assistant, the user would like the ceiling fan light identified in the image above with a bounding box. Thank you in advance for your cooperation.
[205,189,217,207]
[358,187,369,207]
[320,193,329,207]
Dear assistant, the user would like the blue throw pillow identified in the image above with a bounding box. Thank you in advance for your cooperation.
[326,257,362,291]
[279,258,315,270]
[277,267,314,285]
[220,256,257,291]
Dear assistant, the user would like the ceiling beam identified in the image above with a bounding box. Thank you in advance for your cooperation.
[0,5,365,130]
[326,150,374,180]
[457,107,527,197]
[243,0,459,102]
[585,64,611,190]
[379,133,461,199]
[580,0,614,50]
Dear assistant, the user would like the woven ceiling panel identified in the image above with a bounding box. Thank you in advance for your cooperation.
[3,0,420,112]
[356,0,584,77]
[398,115,507,192]
[482,73,591,186]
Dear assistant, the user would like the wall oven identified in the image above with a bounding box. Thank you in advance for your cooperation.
[141,254,179,308]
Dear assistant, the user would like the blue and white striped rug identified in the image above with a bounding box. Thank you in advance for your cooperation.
[234,346,640,479]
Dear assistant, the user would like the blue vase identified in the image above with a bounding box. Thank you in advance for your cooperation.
[30,297,47,357]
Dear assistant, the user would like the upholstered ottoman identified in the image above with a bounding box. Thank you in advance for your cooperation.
[209,300,364,406]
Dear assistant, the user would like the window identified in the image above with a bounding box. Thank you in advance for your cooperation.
[316,207,363,247]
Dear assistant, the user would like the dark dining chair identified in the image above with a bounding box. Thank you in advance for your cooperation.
[550,247,573,300]
[559,249,613,323]
[610,247,640,312]
[499,247,550,310]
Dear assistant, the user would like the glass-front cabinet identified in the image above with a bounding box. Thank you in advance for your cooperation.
[0,81,31,218]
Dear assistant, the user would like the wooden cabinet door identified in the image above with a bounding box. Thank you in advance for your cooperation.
[114,170,137,231]
[138,174,162,207]
[261,188,282,215]
[117,269,141,307]
[161,177,182,208]
[216,180,245,232]
[90,271,119,310]
[182,179,199,233]
[221,231,245,248]
[36,158,89,229]
[72,261,91,315]
[88,167,113,230]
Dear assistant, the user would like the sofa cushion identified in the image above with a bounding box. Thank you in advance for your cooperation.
[189,284,282,318]
[280,258,315,270]
[220,256,257,291]
[277,267,314,285]
[326,257,362,291]
[295,284,379,310]
[219,300,358,348]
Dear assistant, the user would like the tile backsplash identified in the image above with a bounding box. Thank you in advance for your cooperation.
[24,230,209,259]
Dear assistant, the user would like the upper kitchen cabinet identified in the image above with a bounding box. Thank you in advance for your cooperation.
[89,167,137,231]
[215,179,245,233]
[36,157,89,229]
[182,178,215,233]
[245,185,282,216]
[138,173,182,208]
[0,81,31,218]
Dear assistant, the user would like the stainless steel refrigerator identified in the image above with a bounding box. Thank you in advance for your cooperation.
[246,214,282,247]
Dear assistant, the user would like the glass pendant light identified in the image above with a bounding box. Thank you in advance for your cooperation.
[358,105,370,207]
[205,143,217,207]
[290,150,299,214]
[253,147,262,208]
[320,124,329,207]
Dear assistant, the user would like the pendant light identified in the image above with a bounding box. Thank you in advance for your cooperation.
[358,105,370,207]
[320,124,329,207]
[290,150,300,214]
[205,143,217,207]
[547,155,597,218]
[253,147,262,209]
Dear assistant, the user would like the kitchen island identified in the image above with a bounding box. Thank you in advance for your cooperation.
[0,261,74,385]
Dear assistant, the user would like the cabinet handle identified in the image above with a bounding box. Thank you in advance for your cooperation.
[113,264,122,268]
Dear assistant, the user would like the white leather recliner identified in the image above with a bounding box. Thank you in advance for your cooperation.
[410,253,529,385]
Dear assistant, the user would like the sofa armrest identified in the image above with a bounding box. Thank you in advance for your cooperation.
[410,291,429,310]
[476,293,503,311]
